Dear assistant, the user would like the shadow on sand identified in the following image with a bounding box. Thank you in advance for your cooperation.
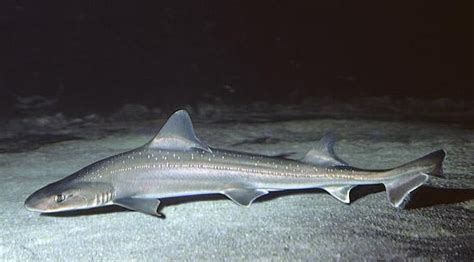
[41,205,130,217]
[406,187,474,209]
[40,183,474,218]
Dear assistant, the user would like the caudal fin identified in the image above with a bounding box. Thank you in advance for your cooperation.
[383,149,446,208]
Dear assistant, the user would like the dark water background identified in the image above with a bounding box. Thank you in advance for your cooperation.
[0,1,471,115]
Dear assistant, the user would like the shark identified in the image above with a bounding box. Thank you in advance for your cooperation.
[25,110,446,217]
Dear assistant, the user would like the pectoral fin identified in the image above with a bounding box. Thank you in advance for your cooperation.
[114,197,163,217]
[223,188,269,207]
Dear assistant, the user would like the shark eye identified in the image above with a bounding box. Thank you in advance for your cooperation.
[54,194,66,203]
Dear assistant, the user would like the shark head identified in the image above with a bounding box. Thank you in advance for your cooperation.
[25,179,114,213]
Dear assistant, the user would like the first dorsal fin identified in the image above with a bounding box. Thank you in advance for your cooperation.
[302,133,348,167]
[147,110,211,152]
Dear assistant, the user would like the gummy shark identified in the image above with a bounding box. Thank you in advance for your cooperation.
[25,110,446,216]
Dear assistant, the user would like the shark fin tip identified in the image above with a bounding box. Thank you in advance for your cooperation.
[147,110,211,152]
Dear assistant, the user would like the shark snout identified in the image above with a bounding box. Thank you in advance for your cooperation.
[24,185,58,213]
[24,193,47,212]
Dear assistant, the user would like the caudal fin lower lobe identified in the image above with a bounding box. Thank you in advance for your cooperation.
[383,150,446,208]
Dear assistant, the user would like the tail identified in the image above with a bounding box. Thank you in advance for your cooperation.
[383,149,446,208]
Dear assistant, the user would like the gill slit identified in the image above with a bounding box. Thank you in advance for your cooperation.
[95,190,115,206]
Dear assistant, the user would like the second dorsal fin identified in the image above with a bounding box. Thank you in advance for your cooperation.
[146,110,211,152]
[302,133,348,167]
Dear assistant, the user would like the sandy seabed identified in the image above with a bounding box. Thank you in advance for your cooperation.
[1,101,473,260]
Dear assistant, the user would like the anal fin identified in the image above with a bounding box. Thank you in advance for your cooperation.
[384,173,429,208]
[114,197,163,217]
[322,185,353,203]
[223,188,269,207]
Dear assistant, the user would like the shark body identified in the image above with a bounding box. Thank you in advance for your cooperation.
[25,110,445,216]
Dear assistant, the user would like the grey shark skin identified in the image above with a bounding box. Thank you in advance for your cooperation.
[25,110,446,216]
